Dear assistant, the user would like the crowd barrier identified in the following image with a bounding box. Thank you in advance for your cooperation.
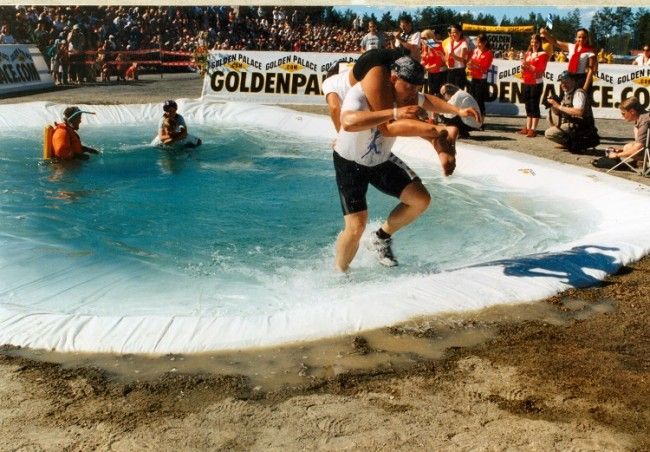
[0,44,53,95]
[75,48,195,69]
[202,50,650,120]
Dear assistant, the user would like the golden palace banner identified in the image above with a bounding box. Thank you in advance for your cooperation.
[201,51,650,119]
[486,59,650,119]
[0,44,53,95]
[202,50,357,105]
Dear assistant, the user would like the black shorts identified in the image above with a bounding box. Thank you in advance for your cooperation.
[333,151,420,215]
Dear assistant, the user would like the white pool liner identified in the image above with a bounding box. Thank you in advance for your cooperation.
[1,100,650,354]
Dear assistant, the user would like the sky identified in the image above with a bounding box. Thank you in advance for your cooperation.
[332,6,607,29]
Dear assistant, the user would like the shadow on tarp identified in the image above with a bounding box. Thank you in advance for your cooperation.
[471,245,621,288]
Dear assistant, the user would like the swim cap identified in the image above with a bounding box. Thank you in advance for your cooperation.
[391,56,425,85]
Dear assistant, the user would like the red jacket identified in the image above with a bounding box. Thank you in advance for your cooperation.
[469,48,493,80]
[522,51,549,85]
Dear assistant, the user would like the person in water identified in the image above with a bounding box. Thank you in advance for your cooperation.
[52,106,99,160]
[333,57,461,272]
[157,100,202,147]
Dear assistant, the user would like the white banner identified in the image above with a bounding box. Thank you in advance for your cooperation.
[202,50,357,105]
[486,60,650,119]
[0,44,53,96]
[201,51,650,119]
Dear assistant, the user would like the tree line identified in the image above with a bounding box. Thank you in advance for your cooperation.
[261,6,649,54]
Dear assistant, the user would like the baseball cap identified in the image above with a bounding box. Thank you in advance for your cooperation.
[391,56,425,85]
[558,70,573,81]
[63,106,95,122]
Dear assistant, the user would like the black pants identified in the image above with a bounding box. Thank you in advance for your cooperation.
[469,78,488,116]
[447,68,467,90]
[426,71,447,97]
[522,83,543,118]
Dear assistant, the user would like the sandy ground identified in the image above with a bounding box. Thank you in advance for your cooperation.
[1,74,649,450]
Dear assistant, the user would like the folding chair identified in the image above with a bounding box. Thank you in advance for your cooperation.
[607,129,650,176]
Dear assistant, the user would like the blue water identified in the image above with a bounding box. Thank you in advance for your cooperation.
[0,124,596,316]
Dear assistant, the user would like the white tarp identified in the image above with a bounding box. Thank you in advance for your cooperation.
[1,100,650,354]
[201,51,650,119]
[0,44,53,95]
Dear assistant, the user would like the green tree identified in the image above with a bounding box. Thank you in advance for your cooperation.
[379,12,395,31]
[633,8,650,49]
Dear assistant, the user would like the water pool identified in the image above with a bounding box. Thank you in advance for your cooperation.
[1,101,650,353]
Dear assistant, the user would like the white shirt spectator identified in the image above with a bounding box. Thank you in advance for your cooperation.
[360,27,385,51]
[633,52,650,66]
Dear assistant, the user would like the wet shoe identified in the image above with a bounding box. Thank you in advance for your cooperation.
[367,231,398,267]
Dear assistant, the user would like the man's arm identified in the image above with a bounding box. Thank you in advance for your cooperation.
[326,93,342,132]
[583,55,597,91]
[81,144,99,154]
[547,101,584,118]
[340,105,421,132]
[613,142,643,158]
[422,93,481,123]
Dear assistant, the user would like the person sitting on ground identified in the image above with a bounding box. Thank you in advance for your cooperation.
[592,96,649,169]
[438,83,482,140]
[157,100,202,147]
[52,106,99,160]
[544,70,599,153]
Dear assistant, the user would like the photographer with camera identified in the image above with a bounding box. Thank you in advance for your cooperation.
[392,14,421,60]
[544,71,599,153]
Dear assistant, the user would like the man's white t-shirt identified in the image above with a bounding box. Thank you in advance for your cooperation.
[443,90,482,129]
[335,83,424,167]
[634,53,650,66]
[570,89,587,110]
[322,72,351,103]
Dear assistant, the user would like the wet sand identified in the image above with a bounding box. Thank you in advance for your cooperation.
[1,74,649,450]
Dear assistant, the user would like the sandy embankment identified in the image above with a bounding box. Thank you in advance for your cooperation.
[1,74,648,450]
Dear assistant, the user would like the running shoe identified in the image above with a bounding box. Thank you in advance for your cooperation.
[368,231,398,267]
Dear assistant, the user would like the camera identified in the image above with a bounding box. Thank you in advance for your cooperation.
[542,94,560,109]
